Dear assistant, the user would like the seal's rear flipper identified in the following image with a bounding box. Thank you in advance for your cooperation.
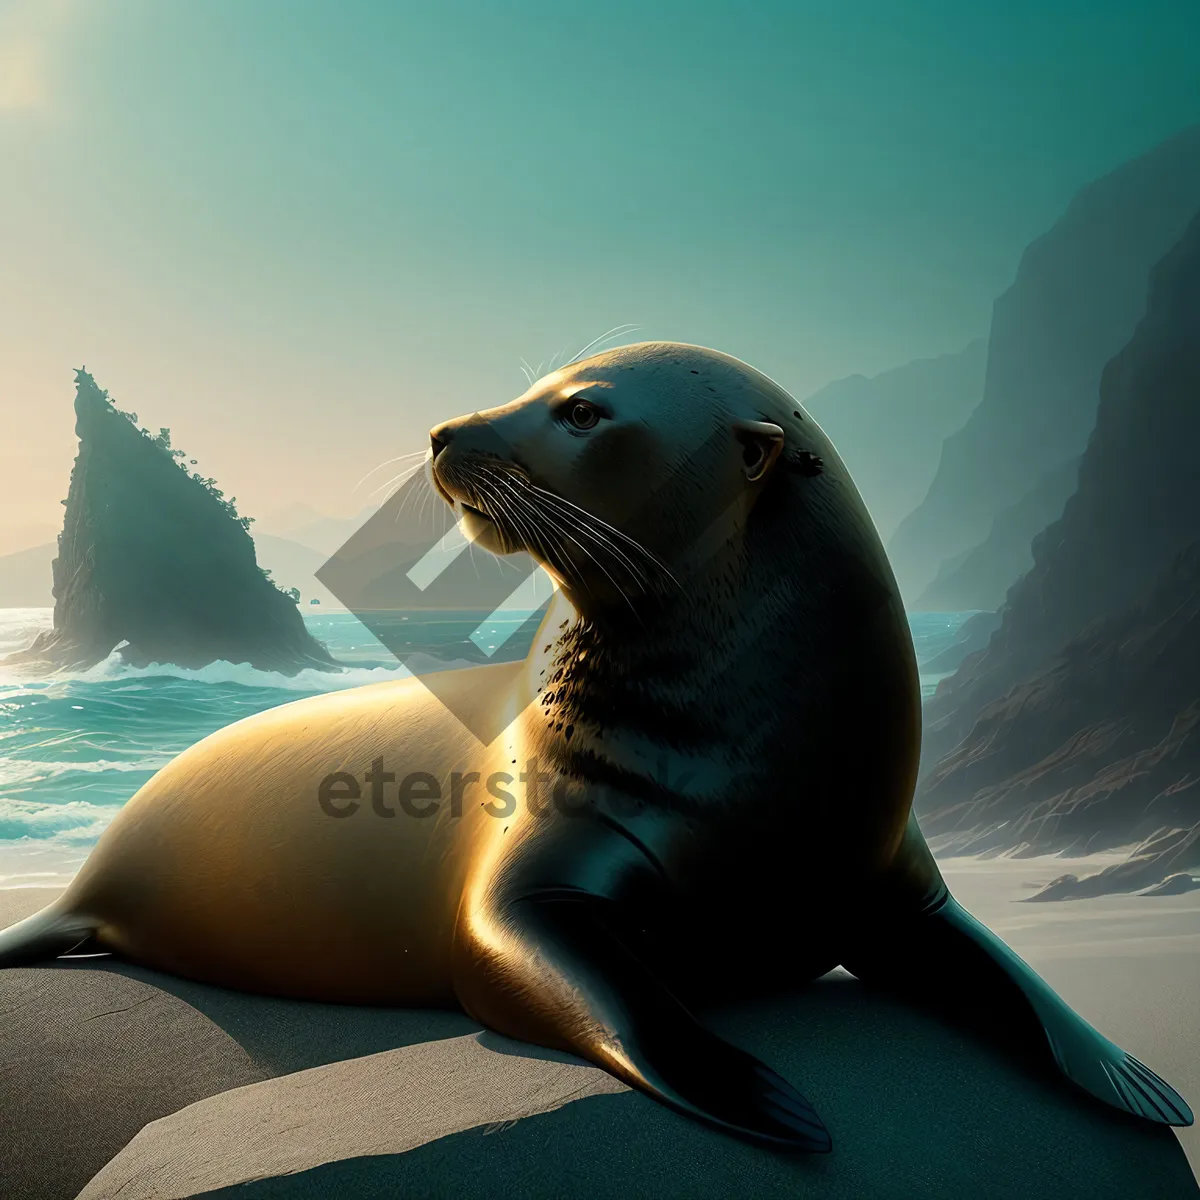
[0,903,97,967]
[459,890,831,1151]
[844,892,1193,1128]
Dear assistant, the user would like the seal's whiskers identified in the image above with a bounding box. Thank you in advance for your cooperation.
[528,485,679,590]
[352,450,428,496]
[485,481,549,564]
[482,470,616,605]
[521,497,639,615]
[477,464,659,612]
[565,323,641,367]
[367,461,425,502]
[527,492,655,591]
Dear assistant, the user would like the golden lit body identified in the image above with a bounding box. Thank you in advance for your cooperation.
[64,656,542,1004]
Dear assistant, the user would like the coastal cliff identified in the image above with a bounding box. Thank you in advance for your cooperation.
[4,371,337,675]
[802,340,986,542]
[914,457,1079,613]
[917,207,1200,896]
[888,124,1200,603]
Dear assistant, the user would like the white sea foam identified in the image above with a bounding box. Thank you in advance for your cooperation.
[0,605,419,692]
[65,654,414,692]
[0,606,52,656]
[0,758,168,787]
[0,796,119,842]
[0,644,414,692]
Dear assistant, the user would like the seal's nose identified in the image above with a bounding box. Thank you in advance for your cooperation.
[429,423,453,460]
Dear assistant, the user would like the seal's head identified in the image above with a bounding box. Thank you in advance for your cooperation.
[428,340,914,885]
[427,341,864,619]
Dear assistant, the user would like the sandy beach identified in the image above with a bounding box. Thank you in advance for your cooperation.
[1,848,1197,1197]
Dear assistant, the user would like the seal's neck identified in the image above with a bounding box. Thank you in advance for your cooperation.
[524,461,912,815]
[533,548,849,809]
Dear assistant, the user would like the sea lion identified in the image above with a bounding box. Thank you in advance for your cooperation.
[0,342,1191,1150]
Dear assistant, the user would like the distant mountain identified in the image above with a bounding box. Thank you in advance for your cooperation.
[257,501,330,536]
[0,521,57,562]
[802,340,986,542]
[0,543,57,608]
[253,535,345,608]
[314,484,534,615]
[915,458,1080,612]
[257,504,384,557]
[887,124,1200,602]
[3,371,337,674]
[917,206,1200,897]
[0,501,517,618]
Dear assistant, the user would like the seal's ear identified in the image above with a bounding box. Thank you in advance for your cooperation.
[732,419,785,483]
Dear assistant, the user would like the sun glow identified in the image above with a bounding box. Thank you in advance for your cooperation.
[0,0,75,114]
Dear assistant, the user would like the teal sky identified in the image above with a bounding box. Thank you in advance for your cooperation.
[1,0,1197,554]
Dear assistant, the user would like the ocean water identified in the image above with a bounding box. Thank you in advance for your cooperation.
[0,607,974,887]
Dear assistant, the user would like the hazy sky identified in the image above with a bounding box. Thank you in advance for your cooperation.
[1,0,1197,555]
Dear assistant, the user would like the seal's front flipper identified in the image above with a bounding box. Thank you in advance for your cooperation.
[844,892,1193,1128]
[458,889,831,1151]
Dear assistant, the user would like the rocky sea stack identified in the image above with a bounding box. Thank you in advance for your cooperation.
[4,370,338,676]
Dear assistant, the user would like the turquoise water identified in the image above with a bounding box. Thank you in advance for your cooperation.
[0,607,973,886]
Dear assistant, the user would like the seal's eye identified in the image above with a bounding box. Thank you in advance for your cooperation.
[565,400,601,431]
